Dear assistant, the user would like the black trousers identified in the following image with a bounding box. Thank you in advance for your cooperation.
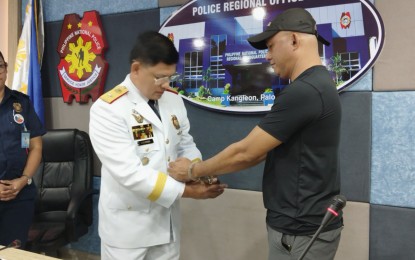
[0,199,35,249]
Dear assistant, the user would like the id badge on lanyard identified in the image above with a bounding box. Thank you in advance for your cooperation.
[21,130,30,149]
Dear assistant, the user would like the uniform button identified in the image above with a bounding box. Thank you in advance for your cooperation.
[165,139,169,144]
[127,206,132,210]
[168,156,171,162]
[142,157,149,165]
[146,147,150,152]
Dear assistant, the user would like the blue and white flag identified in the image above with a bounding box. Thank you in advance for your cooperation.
[12,0,45,124]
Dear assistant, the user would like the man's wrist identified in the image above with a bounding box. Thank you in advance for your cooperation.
[187,162,200,181]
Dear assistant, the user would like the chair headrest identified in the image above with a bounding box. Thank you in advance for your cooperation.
[42,129,90,162]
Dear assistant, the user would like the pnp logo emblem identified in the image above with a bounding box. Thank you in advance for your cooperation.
[57,11,108,103]
[340,12,352,29]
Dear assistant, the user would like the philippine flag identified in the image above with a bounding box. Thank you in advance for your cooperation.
[12,0,45,124]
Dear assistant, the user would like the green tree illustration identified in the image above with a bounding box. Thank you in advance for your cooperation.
[327,53,348,86]
[201,66,212,92]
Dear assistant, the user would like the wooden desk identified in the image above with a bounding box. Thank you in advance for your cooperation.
[0,247,60,260]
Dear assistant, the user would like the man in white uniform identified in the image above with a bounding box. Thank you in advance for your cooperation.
[89,31,227,260]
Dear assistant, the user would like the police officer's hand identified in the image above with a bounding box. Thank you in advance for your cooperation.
[168,157,192,182]
[182,180,227,199]
[0,178,26,201]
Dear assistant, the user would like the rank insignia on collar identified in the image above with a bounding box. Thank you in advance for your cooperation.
[132,109,144,123]
[171,115,180,130]
[13,102,23,113]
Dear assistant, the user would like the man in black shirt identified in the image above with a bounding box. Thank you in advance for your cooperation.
[169,8,342,260]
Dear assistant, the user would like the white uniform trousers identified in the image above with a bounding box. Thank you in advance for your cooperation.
[101,238,180,260]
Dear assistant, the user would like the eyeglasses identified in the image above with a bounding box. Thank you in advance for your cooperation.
[140,64,181,85]
[0,63,7,73]
[153,73,181,85]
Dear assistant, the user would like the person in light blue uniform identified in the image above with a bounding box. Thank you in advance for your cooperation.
[0,50,46,248]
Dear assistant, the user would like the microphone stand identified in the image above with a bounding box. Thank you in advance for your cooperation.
[297,194,346,260]
[297,225,324,260]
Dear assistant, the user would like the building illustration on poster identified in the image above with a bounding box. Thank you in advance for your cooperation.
[160,0,384,113]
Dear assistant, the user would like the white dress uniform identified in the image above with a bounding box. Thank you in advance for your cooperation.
[89,74,201,252]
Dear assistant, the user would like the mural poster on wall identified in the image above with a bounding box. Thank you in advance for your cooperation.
[160,0,385,114]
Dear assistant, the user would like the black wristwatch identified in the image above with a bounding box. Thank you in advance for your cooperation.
[22,174,32,185]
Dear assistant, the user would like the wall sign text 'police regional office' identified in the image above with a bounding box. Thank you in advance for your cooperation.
[160,0,384,114]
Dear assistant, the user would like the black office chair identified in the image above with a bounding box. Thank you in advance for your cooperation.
[26,129,95,256]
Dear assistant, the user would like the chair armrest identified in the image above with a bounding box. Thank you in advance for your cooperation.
[67,189,98,219]
[65,189,99,241]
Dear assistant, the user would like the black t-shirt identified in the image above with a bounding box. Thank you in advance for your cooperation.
[258,66,342,235]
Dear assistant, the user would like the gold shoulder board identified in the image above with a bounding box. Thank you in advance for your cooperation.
[100,85,128,104]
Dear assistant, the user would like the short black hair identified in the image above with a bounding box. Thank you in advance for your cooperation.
[129,31,179,66]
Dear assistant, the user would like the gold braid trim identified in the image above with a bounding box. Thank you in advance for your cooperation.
[147,172,168,202]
